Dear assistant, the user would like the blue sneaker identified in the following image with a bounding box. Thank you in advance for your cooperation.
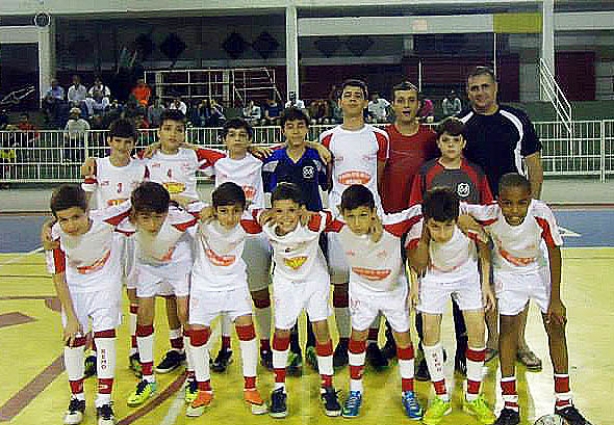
[402,390,423,420]
[342,391,362,418]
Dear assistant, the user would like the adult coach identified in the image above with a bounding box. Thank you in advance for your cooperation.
[459,66,544,370]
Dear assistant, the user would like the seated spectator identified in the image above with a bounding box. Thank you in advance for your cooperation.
[284,91,305,109]
[43,78,66,128]
[67,75,88,108]
[242,100,261,125]
[442,90,462,117]
[187,99,202,127]
[16,112,39,160]
[419,95,435,123]
[88,77,111,114]
[367,92,391,123]
[199,99,225,127]
[0,109,8,130]
[131,78,151,107]
[308,99,330,124]
[168,95,187,115]
[63,107,90,162]
[147,97,165,128]
[263,98,282,125]
[134,111,150,129]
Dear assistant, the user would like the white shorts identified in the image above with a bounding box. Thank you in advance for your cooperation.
[189,284,253,326]
[349,283,410,333]
[118,235,137,290]
[494,268,551,316]
[134,261,191,298]
[243,233,273,292]
[272,270,331,330]
[63,286,122,333]
[417,269,484,315]
[327,232,349,285]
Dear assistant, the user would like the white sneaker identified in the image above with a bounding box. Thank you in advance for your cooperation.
[64,398,85,425]
[96,403,115,425]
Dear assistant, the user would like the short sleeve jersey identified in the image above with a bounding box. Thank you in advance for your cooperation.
[458,105,541,196]
[320,124,389,215]
[46,203,132,293]
[463,200,562,273]
[192,211,261,291]
[381,124,438,213]
[329,207,422,292]
[261,147,328,211]
[409,158,494,206]
[82,157,149,208]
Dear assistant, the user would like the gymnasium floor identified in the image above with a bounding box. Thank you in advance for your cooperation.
[0,209,612,425]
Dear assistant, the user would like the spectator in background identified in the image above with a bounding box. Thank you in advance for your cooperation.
[442,90,462,117]
[187,99,202,127]
[131,78,151,107]
[242,100,261,126]
[263,98,282,126]
[284,91,305,109]
[63,107,90,162]
[418,95,435,123]
[88,77,111,115]
[43,79,66,128]
[134,111,150,129]
[147,97,165,128]
[367,92,391,123]
[67,75,88,107]
[0,109,9,130]
[168,95,187,115]
[308,99,329,124]
[199,99,225,127]
[16,112,39,160]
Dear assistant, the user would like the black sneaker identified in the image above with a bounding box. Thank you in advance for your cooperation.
[454,350,467,376]
[155,350,186,374]
[64,398,85,425]
[366,343,389,371]
[211,348,233,373]
[84,355,97,379]
[96,403,115,425]
[415,358,430,382]
[320,386,342,417]
[269,388,288,419]
[333,339,349,369]
[494,408,520,425]
[556,405,593,425]
[260,348,273,370]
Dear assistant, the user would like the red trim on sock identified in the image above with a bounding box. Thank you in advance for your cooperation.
[554,374,570,394]
[136,324,154,337]
[555,399,572,409]
[367,327,379,341]
[272,335,290,351]
[129,304,138,314]
[94,329,116,339]
[316,340,333,357]
[183,328,191,338]
[433,379,447,396]
[332,289,348,307]
[70,379,84,395]
[501,378,517,396]
[321,374,333,388]
[402,378,414,392]
[198,380,212,392]
[348,339,366,354]
[170,337,184,350]
[221,336,231,350]
[349,365,364,380]
[397,345,414,360]
[253,297,271,309]
[260,339,271,351]
[236,324,256,341]
[244,376,256,390]
[190,329,211,347]
[504,401,519,411]
[274,368,286,383]
[467,379,481,395]
[141,362,153,377]
[98,378,114,394]
[466,347,486,362]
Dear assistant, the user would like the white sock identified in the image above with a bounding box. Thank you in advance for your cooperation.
[94,333,116,407]
[239,337,258,379]
[423,342,448,401]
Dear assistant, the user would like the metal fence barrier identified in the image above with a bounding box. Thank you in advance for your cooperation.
[1,120,613,183]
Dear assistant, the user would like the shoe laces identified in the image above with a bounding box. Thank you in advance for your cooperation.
[498,408,519,422]
[403,391,420,411]
[68,398,83,413]
[322,387,340,407]
[135,380,150,395]
[271,388,286,406]
[557,405,587,424]
[345,391,361,409]
[98,403,113,420]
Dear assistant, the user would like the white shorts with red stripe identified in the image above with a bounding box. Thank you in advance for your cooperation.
[349,283,410,333]
[189,283,253,326]
[62,286,123,333]
[494,267,551,316]
[134,260,191,298]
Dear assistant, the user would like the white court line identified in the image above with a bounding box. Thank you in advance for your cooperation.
[0,246,44,270]
[159,323,220,425]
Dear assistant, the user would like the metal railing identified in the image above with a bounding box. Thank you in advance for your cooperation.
[2,120,614,183]
[539,58,573,134]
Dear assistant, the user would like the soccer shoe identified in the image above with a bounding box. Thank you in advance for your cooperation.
[320,386,342,417]
[184,379,198,404]
[186,390,213,417]
[341,390,362,418]
[555,405,593,425]
[333,339,349,369]
[493,408,520,425]
[96,403,115,425]
[211,348,233,373]
[128,353,142,377]
[269,387,288,419]
[305,345,319,372]
[422,397,452,425]
[286,350,303,376]
[244,389,268,415]
[64,398,85,425]
[127,380,157,407]
[84,355,97,379]
[366,343,389,371]
[155,350,185,374]
[260,348,273,370]
[462,394,496,424]
[401,391,423,420]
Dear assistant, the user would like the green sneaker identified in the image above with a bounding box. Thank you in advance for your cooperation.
[286,351,303,376]
[463,394,496,424]
[184,379,198,404]
[127,379,157,407]
[305,346,319,372]
[423,397,452,425]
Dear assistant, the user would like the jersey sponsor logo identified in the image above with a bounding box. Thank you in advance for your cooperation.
[151,162,161,168]
[107,198,128,206]
[302,165,315,180]
[242,185,256,201]
[162,181,186,194]
[74,249,111,274]
[352,266,391,281]
[100,180,110,187]
[498,248,536,267]
[362,153,377,162]
[283,256,308,270]
[159,246,176,263]
[457,182,470,198]
[338,171,371,185]
[205,248,236,267]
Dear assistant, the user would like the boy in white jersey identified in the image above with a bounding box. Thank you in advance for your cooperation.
[186,182,267,417]
[319,79,390,369]
[124,182,200,407]
[259,183,341,419]
[81,119,148,376]
[463,174,592,425]
[326,185,423,419]
[407,188,496,425]
[46,185,131,425]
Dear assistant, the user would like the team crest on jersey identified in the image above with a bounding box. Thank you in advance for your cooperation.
[457,182,470,198]
[338,171,371,185]
[242,185,256,201]
[352,266,391,281]
[284,256,308,270]
[107,198,128,206]
[302,166,315,180]
[205,249,236,267]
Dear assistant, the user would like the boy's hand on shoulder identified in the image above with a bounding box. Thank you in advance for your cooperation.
[258,209,275,226]
[182,142,200,151]
[299,208,315,227]
[41,218,58,251]
[248,145,274,159]
[369,215,383,243]
[80,157,96,177]
[306,141,332,165]
[199,206,215,223]
[457,214,488,243]
[547,299,567,326]
[170,194,196,209]
[142,142,161,158]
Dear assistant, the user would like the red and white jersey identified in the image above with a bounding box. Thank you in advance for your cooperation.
[203,152,265,209]
[261,211,332,281]
[320,124,389,215]
[119,206,199,267]
[462,200,563,273]
[146,148,223,200]
[45,203,131,293]
[329,207,422,292]
[192,211,261,291]
[82,157,148,208]
[407,220,479,282]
